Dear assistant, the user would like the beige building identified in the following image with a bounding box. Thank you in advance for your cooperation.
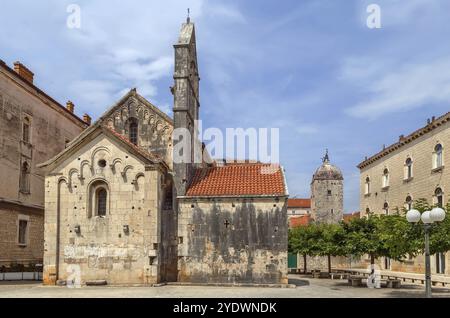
[358,112,450,275]
[0,60,88,267]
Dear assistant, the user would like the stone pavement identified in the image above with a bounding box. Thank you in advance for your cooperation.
[1,275,450,298]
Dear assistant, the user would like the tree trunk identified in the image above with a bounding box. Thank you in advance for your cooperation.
[370,254,375,266]
[327,254,332,274]
[303,254,307,274]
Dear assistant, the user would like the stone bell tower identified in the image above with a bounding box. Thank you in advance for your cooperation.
[172,16,200,196]
[311,150,344,223]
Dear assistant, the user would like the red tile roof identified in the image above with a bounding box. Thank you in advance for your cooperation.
[343,212,361,223]
[289,215,312,228]
[287,198,311,209]
[186,163,287,197]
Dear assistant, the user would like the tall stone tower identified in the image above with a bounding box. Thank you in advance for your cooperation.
[311,150,344,223]
[172,17,200,196]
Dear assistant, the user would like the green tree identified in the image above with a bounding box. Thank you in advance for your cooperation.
[303,223,348,274]
[288,226,315,273]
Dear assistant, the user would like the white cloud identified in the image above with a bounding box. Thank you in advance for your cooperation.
[343,57,450,119]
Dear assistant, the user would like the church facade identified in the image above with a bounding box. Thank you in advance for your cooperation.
[38,20,288,286]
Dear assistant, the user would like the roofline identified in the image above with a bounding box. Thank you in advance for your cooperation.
[177,194,289,200]
[96,88,173,126]
[0,59,88,127]
[357,111,450,169]
[37,125,167,171]
[280,165,290,197]
[288,205,311,208]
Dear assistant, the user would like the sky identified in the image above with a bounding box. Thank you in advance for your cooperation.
[1,0,450,213]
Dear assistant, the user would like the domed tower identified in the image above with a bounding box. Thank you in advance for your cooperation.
[311,150,344,224]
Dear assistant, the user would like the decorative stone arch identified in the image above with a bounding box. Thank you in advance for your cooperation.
[132,172,145,190]
[87,178,110,218]
[433,142,444,169]
[79,160,92,181]
[121,165,134,181]
[149,115,156,126]
[110,158,123,173]
[68,168,80,189]
[90,146,111,165]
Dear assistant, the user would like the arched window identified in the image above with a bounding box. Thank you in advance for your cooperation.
[88,181,109,217]
[22,117,30,143]
[366,207,370,215]
[129,118,138,145]
[383,202,389,215]
[19,161,30,193]
[435,188,443,208]
[405,196,413,211]
[382,168,389,188]
[434,144,443,169]
[97,188,107,216]
[365,177,370,195]
[405,158,413,179]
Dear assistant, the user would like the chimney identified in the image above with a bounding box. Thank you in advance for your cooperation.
[432,116,436,122]
[13,62,34,84]
[83,113,91,125]
[427,118,431,125]
[399,134,404,141]
[66,101,75,113]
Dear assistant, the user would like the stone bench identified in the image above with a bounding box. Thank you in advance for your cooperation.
[385,279,401,289]
[330,273,349,280]
[348,275,364,287]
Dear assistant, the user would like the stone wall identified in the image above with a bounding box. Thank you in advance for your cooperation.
[103,93,173,169]
[177,198,288,284]
[0,207,44,266]
[0,63,86,266]
[43,135,167,285]
[311,179,344,223]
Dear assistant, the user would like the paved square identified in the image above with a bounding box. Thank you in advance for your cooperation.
[1,275,450,298]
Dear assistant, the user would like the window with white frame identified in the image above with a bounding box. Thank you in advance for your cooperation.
[405,158,413,179]
[364,177,370,195]
[382,168,389,188]
[433,144,443,169]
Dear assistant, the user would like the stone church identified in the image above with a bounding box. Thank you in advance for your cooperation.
[38,19,289,286]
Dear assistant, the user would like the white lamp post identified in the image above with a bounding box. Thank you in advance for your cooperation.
[406,207,446,298]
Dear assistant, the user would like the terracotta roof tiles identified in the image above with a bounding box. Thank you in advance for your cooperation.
[186,163,287,197]
[287,198,311,209]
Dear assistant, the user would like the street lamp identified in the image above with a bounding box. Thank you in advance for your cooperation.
[406,207,446,298]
